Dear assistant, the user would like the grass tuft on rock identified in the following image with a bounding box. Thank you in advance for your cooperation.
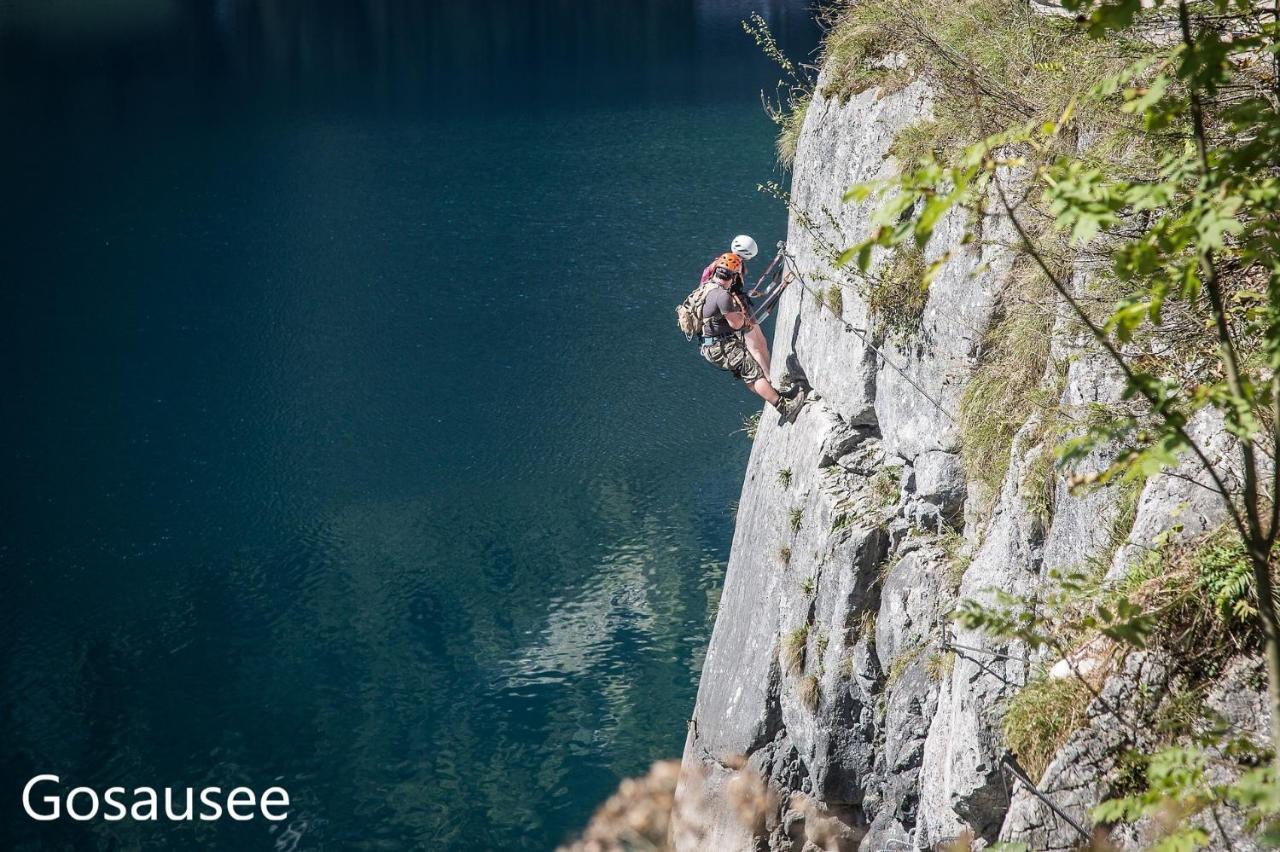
[789,506,804,535]
[959,267,1058,494]
[799,674,821,712]
[925,650,955,683]
[824,285,844,318]
[1003,674,1092,782]
[867,245,928,340]
[783,624,810,675]
[776,92,811,169]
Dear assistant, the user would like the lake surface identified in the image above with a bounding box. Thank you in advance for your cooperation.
[0,1,819,848]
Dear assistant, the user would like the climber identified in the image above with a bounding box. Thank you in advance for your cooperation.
[699,252,806,422]
[700,235,773,379]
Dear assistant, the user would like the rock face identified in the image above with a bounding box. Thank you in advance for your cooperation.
[673,24,1267,852]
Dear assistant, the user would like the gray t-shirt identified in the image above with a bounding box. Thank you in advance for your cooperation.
[701,285,744,337]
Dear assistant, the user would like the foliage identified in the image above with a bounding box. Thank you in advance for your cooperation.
[1093,747,1280,852]
[1111,528,1265,668]
[789,506,804,534]
[938,525,971,593]
[819,0,1131,150]
[859,611,877,643]
[1196,529,1258,624]
[775,93,811,169]
[957,528,1263,682]
[738,411,761,440]
[783,624,810,675]
[777,467,793,489]
[886,643,924,685]
[866,244,929,340]
[957,525,1273,845]
[925,649,955,683]
[1022,440,1060,528]
[824,284,844,318]
[778,545,792,567]
[958,266,1059,494]
[798,674,821,712]
[1003,673,1092,782]
[742,12,814,168]
[869,466,901,509]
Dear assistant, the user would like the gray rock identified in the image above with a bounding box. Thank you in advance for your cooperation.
[1040,350,1127,576]
[1109,408,1241,581]
[1000,652,1172,851]
[676,32,1269,852]
[912,450,966,522]
[875,549,945,670]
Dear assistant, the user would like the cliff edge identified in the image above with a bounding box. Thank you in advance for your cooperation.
[672,7,1269,849]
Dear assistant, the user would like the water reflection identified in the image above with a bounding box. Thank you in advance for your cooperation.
[0,1,817,848]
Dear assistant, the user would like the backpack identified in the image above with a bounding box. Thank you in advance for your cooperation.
[676,282,716,340]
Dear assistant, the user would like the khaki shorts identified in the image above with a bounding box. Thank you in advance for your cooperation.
[701,334,764,385]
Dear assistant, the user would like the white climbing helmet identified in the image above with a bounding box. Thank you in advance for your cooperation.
[731,234,758,260]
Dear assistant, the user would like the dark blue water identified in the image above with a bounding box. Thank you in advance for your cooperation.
[0,2,819,848]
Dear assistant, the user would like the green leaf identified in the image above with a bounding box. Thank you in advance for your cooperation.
[843,183,874,204]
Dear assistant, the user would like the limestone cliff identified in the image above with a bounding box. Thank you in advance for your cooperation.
[672,24,1269,852]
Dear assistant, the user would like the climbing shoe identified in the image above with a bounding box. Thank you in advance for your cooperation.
[774,388,808,424]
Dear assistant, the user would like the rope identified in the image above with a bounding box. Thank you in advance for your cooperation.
[944,640,1027,664]
[1001,754,1093,842]
[778,249,958,423]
